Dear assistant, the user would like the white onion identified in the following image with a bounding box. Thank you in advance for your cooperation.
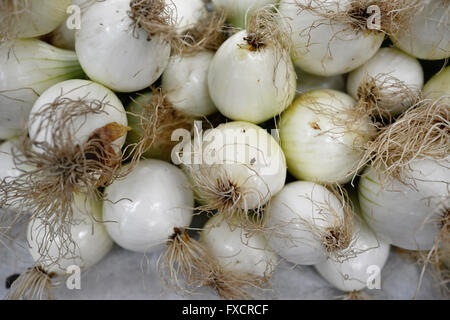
[347,47,424,116]
[296,68,346,96]
[315,220,390,292]
[358,158,449,251]
[169,0,206,34]
[27,193,113,274]
[0,0,70,39]
[185,121,286,213]
[211,0,278,28]
[279,89,375,184]
[45,0,97,50]
[391,0,450,60]
[200,214,277,278]
[423,66,450,99]
[265,181,347,265]
[208,30,296,123]
[28,79,128,152]
[75,0,171,92]
[103,159,194,253]
[161,51,217,117]
[0,39,84,139]
[279,0,384,76]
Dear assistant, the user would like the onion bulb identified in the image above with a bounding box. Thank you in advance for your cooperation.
[161,51,218,117]
[0,79,129,258]
[347,47,424,116]
[358,158,449,251]
[279,89,375,184]
[184,121,286,229]
[423,66,450,100]
[199,214,277,299]
[279,0,385,76]
[356,95,449,252]
[75,0,171,92]
[103,159,194,253]
[0,39,84,139]
[211,0,279,28]
[207,8,296,124]
[0,0,70,40]
[45,0,97,50]
[391,0,450,60]
[315,219,390,293]
[7,193,113,300]
[265,181,353,265]
[0,139,23,182]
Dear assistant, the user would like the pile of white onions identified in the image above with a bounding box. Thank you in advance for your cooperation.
[0,0,449,301]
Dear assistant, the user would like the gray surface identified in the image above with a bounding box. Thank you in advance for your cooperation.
[0,219,445,300]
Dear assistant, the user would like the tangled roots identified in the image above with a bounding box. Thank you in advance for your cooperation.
[176,11,227,55]
[186,165,268,234]
[355,96,450,183]
[0,91,131,262]
[295,0,424,36]
[157,227,273,299]
[6,266,56,300]
[0,0,29,42]
[355,73,423,124]
[127,87,193,162]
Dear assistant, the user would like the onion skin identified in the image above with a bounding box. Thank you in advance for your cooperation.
[103,159,194,253]
[211,0,278,29]
[279,0,384,76]
[162,51,217,117]
[358,158,449,251]
[27,194,113,275]
[391,0,450,60]
[208,30,296,124]
[75,0,171,92]
[265,181,346,265]
[0,39,84,140]
[315,221,390,292]
[1,0,71,39]
[279,89,374,184]
[423,66,450,99]
[201,214,277,278]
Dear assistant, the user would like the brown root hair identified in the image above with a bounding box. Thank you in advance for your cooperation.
[6,266,57,300]
[126,87,194,162]
[295,0,424,36]
[157,227,274,299]
[0,0,29,42]
[354,96,450,183]
[185,164,269,234]
[0,89,137,263]
[354,73,423,124]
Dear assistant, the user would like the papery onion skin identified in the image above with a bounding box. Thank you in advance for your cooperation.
[103,159,194,253]
[358,158,450,251]
[162,51,217,117]
[279,89,374,184]
[201,214,277,278]
[279,0,385,76]
[208,30,296,124]
[75,0,171,92]
[0,0,71,39]
[211,0,279,28]
[391,0,450,60]
[265,181,346,265]
[27,193,113,274]
[315,221,390,292]
[0,39,84,139]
